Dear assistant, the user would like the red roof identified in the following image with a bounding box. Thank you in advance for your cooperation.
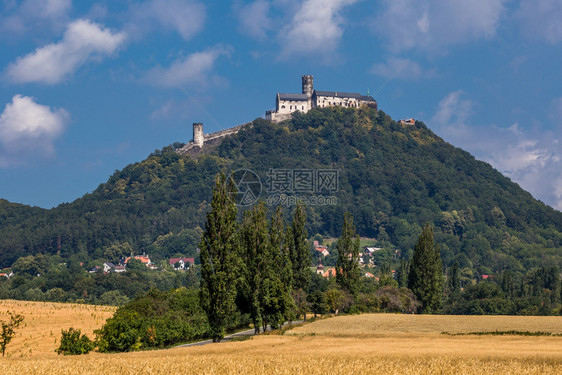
[323,268,337,278]
[125,255,151,264]
[169,257,195,265]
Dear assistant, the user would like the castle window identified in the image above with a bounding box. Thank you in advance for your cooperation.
[281,105,285,109]
[290,105,292,110]
[302,106,304,110]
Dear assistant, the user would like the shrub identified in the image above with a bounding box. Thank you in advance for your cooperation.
[56,328,95,355]
[95,288,210,352]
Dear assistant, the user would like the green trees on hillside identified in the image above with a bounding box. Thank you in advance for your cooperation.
[408,224,444,313]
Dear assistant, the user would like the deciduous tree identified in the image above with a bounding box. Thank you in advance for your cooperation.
[1,311,24,356]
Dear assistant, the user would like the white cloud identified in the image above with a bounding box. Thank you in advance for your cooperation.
[370,57,435,80]
[373,0,507,53]
[0,95,69,167]
[237,0,272,40]
[145,45,232,88]
[5,19,127,84]
[127,0,205,40]
[0,0,71,37]
[431,91,562,211]
[431,90,472,126]
[278,0,358,59]
[550,97,562,122]
[517,0,562,44]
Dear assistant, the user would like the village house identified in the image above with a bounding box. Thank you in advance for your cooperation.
[0,268,13,278]
[315,245,330,257]
[322,268,337,278]
[399,118,415,126]
[169,257,195,270]
[103,262,116,273]
[363,246,382,256]
[316,263,324,275]
[114,265,126,273]
[124,254,152,267]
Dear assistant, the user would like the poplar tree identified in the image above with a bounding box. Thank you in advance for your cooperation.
[240,201,270,334]
[289,203,310,291]
[265,206,294,326]
[199,172,240,342]
[241,203,293,333]
[270,206,293,290]
[408,224,444,313]
[336,212,361,297]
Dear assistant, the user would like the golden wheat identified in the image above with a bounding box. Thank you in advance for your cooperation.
[0,305,560,374]
[0,299,115,357]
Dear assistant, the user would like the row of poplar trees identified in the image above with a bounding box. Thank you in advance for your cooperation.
[199,172,311,342]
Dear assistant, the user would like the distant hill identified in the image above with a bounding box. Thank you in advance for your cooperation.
[1,107,561,274]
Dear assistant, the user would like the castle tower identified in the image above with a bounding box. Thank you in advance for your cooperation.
[302,75,313,110]
[193,123,204,147]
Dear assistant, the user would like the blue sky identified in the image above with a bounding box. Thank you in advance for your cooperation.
[0,0,561,211]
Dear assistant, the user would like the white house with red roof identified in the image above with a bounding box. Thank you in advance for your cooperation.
[169,257,195,270]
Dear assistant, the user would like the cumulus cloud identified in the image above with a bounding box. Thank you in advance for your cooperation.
[431,91,562,211]
[517,0,562,44]
[278,0,357,59]
[145,45,232,88]
[373,0,507,53]
[0,0,71,37]
[237,0,272,40]
[432,90,473,127]
[370,57,435,80]
[127,0,205,40]
[0,95,69,167]
[5,19,127,84]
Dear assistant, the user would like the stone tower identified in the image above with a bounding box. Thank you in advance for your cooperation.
[302,75,313,110]
[193,123,204,147]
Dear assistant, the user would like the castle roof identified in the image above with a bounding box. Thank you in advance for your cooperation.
[278,93,308,101]
[359,95,376,102]
[314,90,362,99]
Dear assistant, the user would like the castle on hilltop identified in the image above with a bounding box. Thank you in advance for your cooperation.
[177,75,377,154]
[266,75,377,123]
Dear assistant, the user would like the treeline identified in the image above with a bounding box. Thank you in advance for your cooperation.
[441,265,562,315]
[89,173,562,352]
[1,107,562,279]
[0,254,199,305]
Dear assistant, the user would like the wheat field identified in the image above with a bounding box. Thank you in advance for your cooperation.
[0,301,561,374]
[0,299,115,357]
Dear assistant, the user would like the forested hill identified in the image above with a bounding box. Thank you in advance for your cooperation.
[1,107,561,275]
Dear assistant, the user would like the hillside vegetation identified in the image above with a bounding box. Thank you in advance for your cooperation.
[1,107,560,275]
